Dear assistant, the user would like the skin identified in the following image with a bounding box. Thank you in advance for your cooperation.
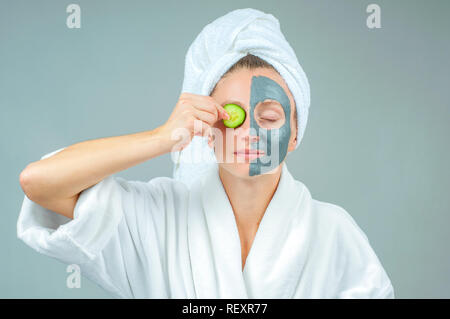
[208,67,298,270]
[19,67,297,272]
[19,94,229,219]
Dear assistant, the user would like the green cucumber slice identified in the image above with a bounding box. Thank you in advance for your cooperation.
[223,103,246,128]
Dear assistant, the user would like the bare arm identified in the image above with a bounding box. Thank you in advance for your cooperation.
[19,127,173,219]
[19,93,229,219]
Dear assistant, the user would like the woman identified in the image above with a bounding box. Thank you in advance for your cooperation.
[17,8,394,298]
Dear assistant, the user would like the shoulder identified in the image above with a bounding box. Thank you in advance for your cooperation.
[306,196,394,298]
[282,173,366,241]
[302,191,376,263]
[307,195,369,243]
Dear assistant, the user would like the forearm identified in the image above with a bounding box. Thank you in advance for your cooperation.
[20,125,173,201]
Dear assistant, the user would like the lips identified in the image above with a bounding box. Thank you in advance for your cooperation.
[233,149,265,160]
[234,149,265,155]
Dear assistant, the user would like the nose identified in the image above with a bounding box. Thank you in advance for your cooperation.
[233,114,259,144]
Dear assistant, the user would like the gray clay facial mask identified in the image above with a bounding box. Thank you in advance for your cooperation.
[249,75,291,176]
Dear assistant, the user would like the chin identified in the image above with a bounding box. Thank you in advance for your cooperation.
[218,162,254,179]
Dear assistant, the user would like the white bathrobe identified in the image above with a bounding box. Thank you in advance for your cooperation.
[17,148,395,298]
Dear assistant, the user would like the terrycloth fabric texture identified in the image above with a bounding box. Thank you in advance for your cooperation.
[17,147,395,298]
[173,8,311,187]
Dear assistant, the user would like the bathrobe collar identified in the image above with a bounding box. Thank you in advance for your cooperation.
[188,162,311,298]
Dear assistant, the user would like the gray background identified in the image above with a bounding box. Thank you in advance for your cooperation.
[1,0,449,298]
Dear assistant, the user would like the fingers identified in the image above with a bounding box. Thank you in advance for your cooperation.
[209,99,230,120]
[192,109,222,138]
[194,109,217,127]
[176,93,231,139]
[217,104,230,120]
[181,93,229,121]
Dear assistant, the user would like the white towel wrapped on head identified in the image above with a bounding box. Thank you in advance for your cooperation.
[173,8,311,187]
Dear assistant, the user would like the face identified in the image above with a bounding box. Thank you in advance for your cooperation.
[208,67,298,179]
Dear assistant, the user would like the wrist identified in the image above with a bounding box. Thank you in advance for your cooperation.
[153,124,178,153]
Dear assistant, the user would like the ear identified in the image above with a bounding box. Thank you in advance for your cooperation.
[287,125,298,152]
[287,136,297,152]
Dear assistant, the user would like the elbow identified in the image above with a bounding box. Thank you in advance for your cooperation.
[19,165,31,194]
[19,163,42,202]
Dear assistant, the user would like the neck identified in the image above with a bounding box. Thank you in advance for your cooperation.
[219,164,283,227]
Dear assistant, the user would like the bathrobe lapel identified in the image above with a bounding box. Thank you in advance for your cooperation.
[188,164,248,298]
[241,163,312,298]
[188,162,311,298]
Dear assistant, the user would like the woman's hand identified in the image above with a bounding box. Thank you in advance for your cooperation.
[19,93,229,219]
[160,92,229,152]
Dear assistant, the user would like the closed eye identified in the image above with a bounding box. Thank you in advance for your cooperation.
[261,118,277,122]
